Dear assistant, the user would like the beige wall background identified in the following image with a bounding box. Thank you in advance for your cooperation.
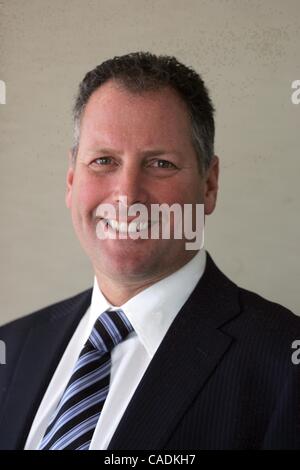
[0,0,299,326]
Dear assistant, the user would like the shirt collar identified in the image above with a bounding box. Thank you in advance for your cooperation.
[89,249,206,358]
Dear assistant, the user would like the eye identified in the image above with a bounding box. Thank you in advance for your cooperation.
[89,156,118,175]
[93,157,113,165]
[150,159,178,169]
[89,156,119,171]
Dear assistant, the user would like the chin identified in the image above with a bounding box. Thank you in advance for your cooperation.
[96,245,162,279]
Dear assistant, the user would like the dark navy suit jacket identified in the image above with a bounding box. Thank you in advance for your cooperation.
[1,253,300,449]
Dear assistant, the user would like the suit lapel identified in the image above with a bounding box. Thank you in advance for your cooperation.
[0,289,92,450]
[108,254,240,449]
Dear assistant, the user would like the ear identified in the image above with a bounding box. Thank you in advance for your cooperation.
[203,156,219,215]
[65,149,75,209]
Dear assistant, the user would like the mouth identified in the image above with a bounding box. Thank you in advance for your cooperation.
[100,218,156,234]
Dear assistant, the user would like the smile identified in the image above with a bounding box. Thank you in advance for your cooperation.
[101,219,153,234]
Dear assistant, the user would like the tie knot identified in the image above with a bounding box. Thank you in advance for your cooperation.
[88,309,133,353]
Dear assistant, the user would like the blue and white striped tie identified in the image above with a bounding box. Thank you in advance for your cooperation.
[38,309,133,450]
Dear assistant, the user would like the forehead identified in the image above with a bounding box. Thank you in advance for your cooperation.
[79,80,192,148]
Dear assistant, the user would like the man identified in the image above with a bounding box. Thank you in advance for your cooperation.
[0,52,299,450]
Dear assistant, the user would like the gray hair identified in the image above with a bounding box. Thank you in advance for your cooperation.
[72,52,215,172]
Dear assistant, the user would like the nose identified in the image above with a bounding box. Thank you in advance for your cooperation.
[112,163,148,207]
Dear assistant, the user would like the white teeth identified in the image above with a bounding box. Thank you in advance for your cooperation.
[103,219,149,233]
[110,219,119,231]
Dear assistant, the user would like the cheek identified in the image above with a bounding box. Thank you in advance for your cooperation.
[159,179,202,205]
[72,174,106,213]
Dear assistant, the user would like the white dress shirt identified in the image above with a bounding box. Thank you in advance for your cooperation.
[25,249,206,450]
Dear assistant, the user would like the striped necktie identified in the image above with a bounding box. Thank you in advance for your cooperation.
[38,309,133,450]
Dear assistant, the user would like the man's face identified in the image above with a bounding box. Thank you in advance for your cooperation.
[66,80,218,283]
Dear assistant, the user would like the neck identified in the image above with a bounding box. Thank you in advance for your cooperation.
[96,279,149,306]
[94,252,199,306]
[95,271,171,306]
[95,265,188,306]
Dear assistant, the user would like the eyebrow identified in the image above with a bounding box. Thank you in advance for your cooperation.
[91,147,183,158]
